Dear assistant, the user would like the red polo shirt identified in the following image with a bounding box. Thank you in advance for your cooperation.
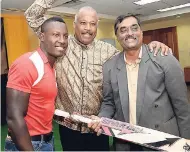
[7,48,57,136]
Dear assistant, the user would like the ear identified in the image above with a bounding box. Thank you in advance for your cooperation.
[73,21,76,30]
[39,32,45,42]
[116,33,119,42]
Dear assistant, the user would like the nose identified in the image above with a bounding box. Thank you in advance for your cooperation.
[127,28,133,35]
[85,23,90,30]
[59,35,66,44]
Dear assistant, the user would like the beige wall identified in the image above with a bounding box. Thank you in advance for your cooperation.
[142,17,190,68]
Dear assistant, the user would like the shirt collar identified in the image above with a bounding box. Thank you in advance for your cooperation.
[124,46,142,64]
[37,47,48,63]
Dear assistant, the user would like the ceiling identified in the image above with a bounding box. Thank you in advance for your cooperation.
[2,0,190,22]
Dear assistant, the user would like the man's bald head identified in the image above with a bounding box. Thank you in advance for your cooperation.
[74,6,99,23]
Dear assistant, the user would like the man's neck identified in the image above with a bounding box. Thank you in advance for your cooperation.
[124,47,141,63]
[47,56,56,68]
[40,45,56,68]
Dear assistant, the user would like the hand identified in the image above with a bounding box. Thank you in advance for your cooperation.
[148,41,172,56]
[64,116,75,126]
[64,112,81,125]
[88,115,102,136]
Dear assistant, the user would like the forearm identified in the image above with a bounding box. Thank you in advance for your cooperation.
[24,0,55,36]
[7,117,34,151]
[98,103,115,118]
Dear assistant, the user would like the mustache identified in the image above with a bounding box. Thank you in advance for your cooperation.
[82,31,93,35]
[125,35,136,40]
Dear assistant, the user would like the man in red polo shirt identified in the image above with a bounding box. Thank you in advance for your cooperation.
[5,16,68,151]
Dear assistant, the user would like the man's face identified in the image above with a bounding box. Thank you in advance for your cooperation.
[116,17,143,51]
[74,11,98,45]
[41,22,68,58]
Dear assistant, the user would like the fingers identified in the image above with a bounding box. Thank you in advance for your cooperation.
[148,41,156,52]
[148,41,172,57]
[153,42,160,56]
[164,46,168,56]
[165,46,173,55]
[94,121,102,132]
[64,116,74,125]
[97,128,103,136]
[87,115,102,136]
[90,120,102,136]
[162,44,168,56]
[88,115,100,128]
[148,41,160,55]
[159,44,171,56]
[169,48,173,54]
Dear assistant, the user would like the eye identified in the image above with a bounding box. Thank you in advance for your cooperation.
[53,33,60,37]
[91,22,96,26]
[131,25,139,31]
[64,35,68,39]
[120,28,127,34]
[80,21,86,25]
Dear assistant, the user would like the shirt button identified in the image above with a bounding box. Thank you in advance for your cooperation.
[155,104,158,108]
[155,124,159,128]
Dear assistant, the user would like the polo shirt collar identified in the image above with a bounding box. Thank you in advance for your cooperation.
[37,48,48,63]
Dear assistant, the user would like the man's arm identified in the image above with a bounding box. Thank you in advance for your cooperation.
[98,61,116,118]
[24,0,55,36]
[162,53,190,139]
[6,88,33,150]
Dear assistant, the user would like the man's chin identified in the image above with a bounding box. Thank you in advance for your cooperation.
[57,51,67,57]
[125,43,138,49]
[81,38,94,45]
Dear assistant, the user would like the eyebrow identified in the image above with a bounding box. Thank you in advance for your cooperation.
[119,26,127,31]
[119,23,139,29]
[131,24,139,27]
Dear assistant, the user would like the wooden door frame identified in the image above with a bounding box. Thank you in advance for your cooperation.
[171,27,179,60]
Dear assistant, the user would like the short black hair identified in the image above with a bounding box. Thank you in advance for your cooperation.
[114,14,141,35]
[41,16,65,33]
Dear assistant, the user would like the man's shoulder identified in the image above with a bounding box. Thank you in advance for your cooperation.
[148,50,178,68]
[104,51,123,68]
[11,52,33,66]
[10,51,40,71]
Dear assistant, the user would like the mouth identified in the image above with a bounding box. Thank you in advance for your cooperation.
[82,33,92,38]
[55,46,66,51]
[125,37,136,42]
